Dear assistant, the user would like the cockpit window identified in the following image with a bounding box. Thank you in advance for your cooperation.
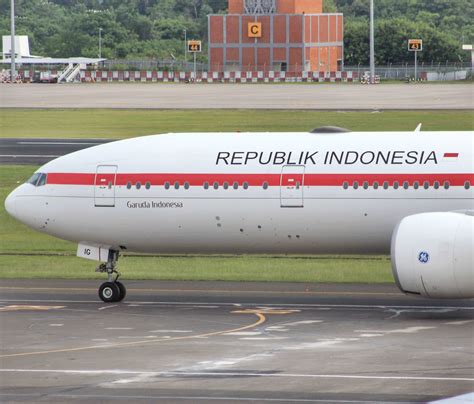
[27,173,47,187]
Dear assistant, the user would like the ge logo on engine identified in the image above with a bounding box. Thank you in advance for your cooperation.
[418,251,430,264]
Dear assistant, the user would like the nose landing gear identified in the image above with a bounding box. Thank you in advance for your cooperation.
[96,250,126,303]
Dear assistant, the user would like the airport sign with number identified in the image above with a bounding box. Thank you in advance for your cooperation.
[187,40,202,53]
[408,39,423,51]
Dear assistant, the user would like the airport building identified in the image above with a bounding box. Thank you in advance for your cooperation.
[208,0,344,72]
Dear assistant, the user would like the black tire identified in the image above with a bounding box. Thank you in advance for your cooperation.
[116,281,127,302]
[98,282,120,303]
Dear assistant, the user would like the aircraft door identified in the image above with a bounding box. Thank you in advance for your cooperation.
[280,165,305,208]
[94,165,117,207]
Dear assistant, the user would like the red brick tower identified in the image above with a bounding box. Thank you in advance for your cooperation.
[208,0,343,72]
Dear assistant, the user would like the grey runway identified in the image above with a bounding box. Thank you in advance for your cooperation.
[1,280,473,403]
[0,138,113,165]
[2,83,473,109]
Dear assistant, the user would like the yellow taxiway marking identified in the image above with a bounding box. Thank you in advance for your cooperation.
[232,308,300,315]
[0,286,399,296]
[0,310,269,359]
[0,305,65,312]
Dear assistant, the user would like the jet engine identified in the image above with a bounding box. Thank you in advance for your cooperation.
[391,212,473,299]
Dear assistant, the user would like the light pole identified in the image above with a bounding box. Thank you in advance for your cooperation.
[10,0,16,82]
[184,29,187,66]
[98,27,103,58]
[369,0,375,84]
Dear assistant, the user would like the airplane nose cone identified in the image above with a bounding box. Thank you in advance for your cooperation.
[4,191,17,218]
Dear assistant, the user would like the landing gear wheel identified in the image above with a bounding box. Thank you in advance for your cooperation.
[99,282,120,303]
[116,281,126,302]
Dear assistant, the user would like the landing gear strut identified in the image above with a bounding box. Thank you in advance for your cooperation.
[96,250,126,303]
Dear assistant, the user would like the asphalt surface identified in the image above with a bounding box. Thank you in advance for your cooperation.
[1,280,473,403]
[2,83,473,109]
[0,138,113,165]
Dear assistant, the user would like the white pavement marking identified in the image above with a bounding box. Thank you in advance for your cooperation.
[445,320,474,325]
[1,298,472,311]
[105,327,133,330]
[98,305,117,311]
[355,326,436,334]
[48,324,63,327]
[0,393,382,403]
[223,331,262,336]
[149,330,193,333]
[1,369,473,382]
[282,320,324,326]
[17,142,102,145]
[0,154,60,158]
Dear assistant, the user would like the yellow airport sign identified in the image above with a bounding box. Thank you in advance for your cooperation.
[408,39,423,51]
[248,22,262,38]
[187,40,202,53]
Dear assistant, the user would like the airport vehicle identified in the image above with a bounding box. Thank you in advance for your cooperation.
[5,129,473,302]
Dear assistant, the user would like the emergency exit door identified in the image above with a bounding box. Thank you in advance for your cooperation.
[280,165,305,208]
[94,165,117,207]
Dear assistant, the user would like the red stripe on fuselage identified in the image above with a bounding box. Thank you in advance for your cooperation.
[444,153,459,158]
[45,173,474,187]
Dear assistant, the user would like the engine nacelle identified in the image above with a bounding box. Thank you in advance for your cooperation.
[391,212,473,299]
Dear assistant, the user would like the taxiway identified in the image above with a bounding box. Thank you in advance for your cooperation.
[1,280,473,403]
[2,83,472,109]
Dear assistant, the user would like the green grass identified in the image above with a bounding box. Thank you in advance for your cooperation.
[0,254,393,283]
[1,109,472,138]
[0,165,393,283]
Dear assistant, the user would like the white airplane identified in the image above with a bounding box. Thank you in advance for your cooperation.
[4,128,474,303]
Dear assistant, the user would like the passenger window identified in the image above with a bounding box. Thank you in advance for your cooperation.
[262,182,269,190]
[465,181,471,190]
[423,181,430,190]
[373,182,379,189]
[433,181,440,190]
[184,182,190,190]
[243,182,249,190]
[363,181,369,190]
[233,182,239,189]
[413,181,419,190]
[443,181,450,189]
[145,182,151,190]
[342,181,349,190]
[213,182,219,189]
[223,182,229,190]
[383,181,389,190]
[136,182,141,189]
[353,181,359,189]
[174,181,180,189]
[164,182,170,190]
[126,182,132,189]
[203,182,209,189]
[393,181,399,190]
[403,181,409,189]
